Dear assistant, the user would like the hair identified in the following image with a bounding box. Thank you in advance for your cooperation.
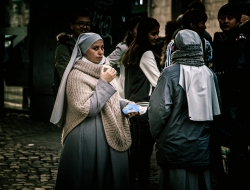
[187,1,206,12]
[122,17,161,68]
[123,16,142,47]
[182,8,208,29]
[218,3,242,21]
[176,14,183,23]
[160,20,181,66]
[69,10,92,23]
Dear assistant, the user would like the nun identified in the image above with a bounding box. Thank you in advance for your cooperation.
[148,29,221,190]
[50,33,135,190]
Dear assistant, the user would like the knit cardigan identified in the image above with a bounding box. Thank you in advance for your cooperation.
[62,58,132,152]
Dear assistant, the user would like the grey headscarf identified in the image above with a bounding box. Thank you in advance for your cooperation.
[171,29,204,66]
[176,29,220,121]
[50,33,103,125]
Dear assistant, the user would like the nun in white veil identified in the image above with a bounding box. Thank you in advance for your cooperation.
[51,33,134,190]
[148,29,221,190]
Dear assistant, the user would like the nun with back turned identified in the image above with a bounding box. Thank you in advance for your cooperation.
[148,29,221,190]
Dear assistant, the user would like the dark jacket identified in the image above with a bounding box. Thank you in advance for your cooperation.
[148,64,220,168]
[124,63,151,102]
[213,28,250,120]
[55,33,76,80]
[239,19,250,38]
[213,27,250,148]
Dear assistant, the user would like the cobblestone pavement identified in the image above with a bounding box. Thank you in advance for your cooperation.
[0,113,160,190]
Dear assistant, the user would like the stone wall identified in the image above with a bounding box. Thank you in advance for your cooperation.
[148,0,172,37]
[148,0,229,39]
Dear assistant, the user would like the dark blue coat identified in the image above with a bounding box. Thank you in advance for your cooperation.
[148,64,220,169]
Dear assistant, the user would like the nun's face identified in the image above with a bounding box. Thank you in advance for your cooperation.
[85,40,104,64]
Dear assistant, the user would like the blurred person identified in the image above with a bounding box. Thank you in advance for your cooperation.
[122,17,161,190]
[55,11,92,80]
[164,8,213,68]
[187,0,212,43]
[160,20,181,68]
[181,9,213,67]
[107,16,141,98]
[165,0,212,69]
[52,11,92,97]
[163,15,183,68]
[171,1,212,44]
[170,14,183,40]
[148,29,221,190]
[213,3,250,189]
[50,33,138,190]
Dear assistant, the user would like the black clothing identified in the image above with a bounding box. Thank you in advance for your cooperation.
[124,52,156,189]
[213,27,250,189]
[213,28,249,118]
[203,30,212,44]
[129,110,155,189]
[124,63,151,103]
[239,19,250,38]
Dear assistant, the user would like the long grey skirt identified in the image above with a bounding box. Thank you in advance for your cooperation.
[158,167,212,190]
[55,114,130,190]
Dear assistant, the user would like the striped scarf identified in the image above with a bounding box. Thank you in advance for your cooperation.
[171,44,205,66]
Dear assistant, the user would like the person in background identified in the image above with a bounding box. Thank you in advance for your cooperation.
[182,8,213,67]
[187,0,212,43]
[171,0,212,44]
[212,3,250,189]
[164,8,213,68]
[122,17,161,190]
[159,20,181,68]
[164,0,213,69]
[148,29,221,190]
[55,11,91,80]
[50,32,138,190]
[163,15,182,68]
[107,16,141,98]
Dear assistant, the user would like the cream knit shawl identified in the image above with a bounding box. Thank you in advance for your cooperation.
[62,58,131,152]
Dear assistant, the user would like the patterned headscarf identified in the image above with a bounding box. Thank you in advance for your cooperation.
[171,29,204,66]
[50,33,103,125]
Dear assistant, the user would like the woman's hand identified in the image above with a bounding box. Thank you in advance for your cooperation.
[100,66,117,83]
[126,112,139,118]
[124,102,139,118]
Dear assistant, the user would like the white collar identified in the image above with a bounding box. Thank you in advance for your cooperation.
[179,65,220,121]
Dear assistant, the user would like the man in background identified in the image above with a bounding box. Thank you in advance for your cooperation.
[52,11,91,97]
[55,11,92,80]
[213,3,250,189]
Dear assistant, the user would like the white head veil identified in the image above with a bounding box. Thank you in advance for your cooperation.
[176,29,220,121]
[50,33,103,125]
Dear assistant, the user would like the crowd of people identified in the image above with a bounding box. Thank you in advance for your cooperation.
[50,1,250,190]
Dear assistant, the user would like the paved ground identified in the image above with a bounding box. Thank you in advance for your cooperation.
[0,113,160,190]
